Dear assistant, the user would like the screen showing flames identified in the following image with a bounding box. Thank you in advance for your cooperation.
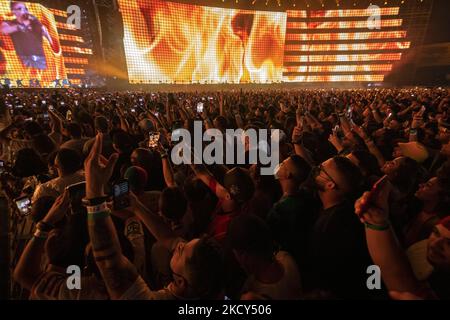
[0,1,94,87]
[118,0,287,84]
[284,7,409,82]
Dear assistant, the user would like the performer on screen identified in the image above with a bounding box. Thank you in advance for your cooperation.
[0,2,53,79]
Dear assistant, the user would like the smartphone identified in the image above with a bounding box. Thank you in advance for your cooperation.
[66,110,72,121]
[16,105,23,108]
[61,102,65,106]
[113,180,130,210]
[333,125,340,134]
[75,100,79,106]
[358,175,389,218]
[43,112,49,120]
[0,160,4,174]
[197,102,204,113]
[15,196,32,217]
[25,117,33,122]
[66,181,86,215]
[420,105,426,114]
[131,108,136,113]
[148,132,160,149]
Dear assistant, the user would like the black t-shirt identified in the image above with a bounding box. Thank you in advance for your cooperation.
[306,200,387,299]
[266,190,319,271]
[7,18,45,57]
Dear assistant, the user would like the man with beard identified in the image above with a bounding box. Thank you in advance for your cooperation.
[305,156,385,299]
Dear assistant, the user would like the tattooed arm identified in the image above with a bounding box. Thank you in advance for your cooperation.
[84,133,139,299]
[87,212,139,299]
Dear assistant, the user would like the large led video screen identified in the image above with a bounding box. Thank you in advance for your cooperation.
[0,1,94,87]
[283,7,410,82]
[119,1,411,83]
[118,0,287,84]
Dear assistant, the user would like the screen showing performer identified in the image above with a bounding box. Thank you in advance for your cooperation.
[0,1,95,87]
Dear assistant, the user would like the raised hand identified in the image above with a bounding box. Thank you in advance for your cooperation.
[84,133,119,199]
[355,176,391,226]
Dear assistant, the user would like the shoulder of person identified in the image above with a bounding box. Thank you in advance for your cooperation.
[30,270,67,300]
[119,275,176,300]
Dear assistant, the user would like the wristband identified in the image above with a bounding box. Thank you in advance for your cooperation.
[33,229,49,239]
[87,211,111,221]
[36,221,54,232]
[86,202,109,214]
[364,221,390,231]
[82,196,110,206]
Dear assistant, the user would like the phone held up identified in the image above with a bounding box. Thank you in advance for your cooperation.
[113,179,130,211]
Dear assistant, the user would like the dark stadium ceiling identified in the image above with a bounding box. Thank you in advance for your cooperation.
[164,0,430,11]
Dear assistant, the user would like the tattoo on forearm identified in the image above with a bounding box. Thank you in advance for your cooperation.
[88,217,138,298]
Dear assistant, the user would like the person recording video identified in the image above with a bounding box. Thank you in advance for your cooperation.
[0,2,53,77]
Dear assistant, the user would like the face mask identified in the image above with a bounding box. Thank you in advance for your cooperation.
[273,163,282,180]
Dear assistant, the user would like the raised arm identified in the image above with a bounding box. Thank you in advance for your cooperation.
[130,192,179,250]
[84,133,138,299]
[0,21,19,35]
[190,163,230,200]
[355,178,420,295]
[158,143,176,187]
[42,25,53,47]
[13,191,70,290]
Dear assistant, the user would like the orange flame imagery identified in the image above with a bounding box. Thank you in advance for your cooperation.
[118,0,287,84]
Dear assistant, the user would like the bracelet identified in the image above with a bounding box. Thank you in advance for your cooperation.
[86,202,109,214]
[87,211,110,221]
[364,221,390,231]
[36,220,54,232]
[33,229,49,239]
[161,153,168,159]
[82,196,110,207]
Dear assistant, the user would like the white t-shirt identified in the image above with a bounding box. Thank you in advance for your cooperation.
[32,171,85,202]
[242,251,302,300]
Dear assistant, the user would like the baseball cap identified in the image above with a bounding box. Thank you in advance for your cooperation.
[223,167,255,204]
[398,141,429,163]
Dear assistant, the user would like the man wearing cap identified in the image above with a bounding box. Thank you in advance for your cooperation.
[190,165,255,241]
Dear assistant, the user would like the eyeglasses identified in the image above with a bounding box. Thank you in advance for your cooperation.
[312,164,340,189]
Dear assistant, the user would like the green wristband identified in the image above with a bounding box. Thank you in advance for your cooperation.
[365,221,390,231]
[87,211,111,221]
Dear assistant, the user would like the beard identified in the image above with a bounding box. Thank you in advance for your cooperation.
[304,174,326,193]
